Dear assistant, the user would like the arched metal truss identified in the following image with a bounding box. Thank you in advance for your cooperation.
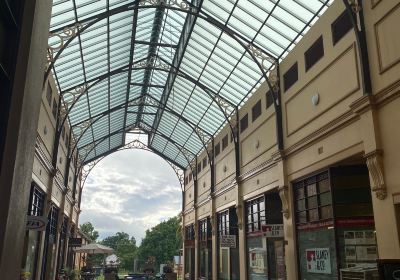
[69,95,213,166]
[47,0,333,172]
[79,139,185,191]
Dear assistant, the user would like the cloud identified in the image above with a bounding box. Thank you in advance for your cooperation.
[79,149,182,244]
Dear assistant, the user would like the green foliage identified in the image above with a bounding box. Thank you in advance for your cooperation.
[137,216,182,268]
[80,222,99,242]
[101,232,137,271]
[63,267,79,280]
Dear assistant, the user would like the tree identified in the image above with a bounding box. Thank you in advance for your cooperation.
[137,216,182,269]
[80,222,99,242]
[101,232,137,271]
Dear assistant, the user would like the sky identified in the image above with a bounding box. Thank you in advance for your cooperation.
[79,134,182,244]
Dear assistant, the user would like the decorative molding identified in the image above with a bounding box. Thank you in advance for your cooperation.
[374,3,400,74]
[365,150,387,200]
[349,94,375,115]
[278,185,290,219]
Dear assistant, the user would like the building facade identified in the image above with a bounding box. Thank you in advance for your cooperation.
[20,75,86,280]
[182,1,400,279]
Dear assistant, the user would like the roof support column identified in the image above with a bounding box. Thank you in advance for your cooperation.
[343,0,372,95]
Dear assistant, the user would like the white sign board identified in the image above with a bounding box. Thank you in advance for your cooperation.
[26,216,47,231]
[306,248,331,274]
[220,235,236,248]
[262,224,284,238]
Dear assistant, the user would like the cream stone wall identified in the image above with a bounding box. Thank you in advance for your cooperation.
[182,0,400,279]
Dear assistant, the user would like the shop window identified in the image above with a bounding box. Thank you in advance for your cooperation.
[245,196,266,233]
[202,157,207,169]
[283,62,298,91]
[294,166,376,279]
[266,90,274,109]
[52,98,58,119]
[199,218,212,279]
[222,134,228,151]
[305,36,324,71]
[240,114,248,133]
[252,100,262,122]
[46,82,52,106]
[197,163,202,174]
[217,208,240,280]
[332,10,353,45]
[215,142,220,157]
[22,185,45,278]
[185,222,196,280]
[185,224,195,241]
[246,193,285,280]
[294,171,332,224]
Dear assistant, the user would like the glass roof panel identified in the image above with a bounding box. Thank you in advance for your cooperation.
[49,0,333,167]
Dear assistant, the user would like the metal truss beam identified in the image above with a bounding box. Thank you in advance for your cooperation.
[78,139,186,190]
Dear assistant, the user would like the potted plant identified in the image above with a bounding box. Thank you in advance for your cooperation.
[64,267,79,280]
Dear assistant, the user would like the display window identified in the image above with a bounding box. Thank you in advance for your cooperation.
[246,193,285,280]
[294,166,378,279]
[184,224,195,280]
[199,218,212,280]
[217,208,239,280]
[21,184,45,280]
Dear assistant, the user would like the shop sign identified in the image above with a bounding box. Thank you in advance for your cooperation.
[68,237,82,247]
[220,235,236,248]
[262,224,284,238]
[306,248,331,274]
[26,215,47,231]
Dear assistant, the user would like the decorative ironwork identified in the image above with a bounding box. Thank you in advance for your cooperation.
[73,120,92,138]
[247,44,276,70]
[80,139,185,190]
[47,23,82,68]
[138,0,191,10]
[195,127,211,145]
[133,56,170,71]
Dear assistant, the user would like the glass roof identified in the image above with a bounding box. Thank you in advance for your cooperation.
[48,0,333,169]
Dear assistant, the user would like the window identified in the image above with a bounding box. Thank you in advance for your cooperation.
[184,176,188,185]
[185,224,195,240]
[240,114,248,133]
[283,62,298,91]
[215,142,220,157]
[52,98,58,119]
[294,171,332,224]
[189,172,192,182]
[218,210,230,236]
[61,126,65,140]
[252,100,262,122]
[202,157,207,169]
[197,163,202,174]
[245,196,265,233]
[332,10,353,45]
[46,82,52,106]
[222,134,228,150]
[305,36,324,71]
[266,90,274,109]
[199,218,211,241]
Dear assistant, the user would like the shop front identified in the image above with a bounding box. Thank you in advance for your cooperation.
[217,207,239,280]
[246,192,285,280]
[199,217,212,280]
[41,204,60,280]
[294,165,378,279]
[184,224,195,280]
[21,183,46,280]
